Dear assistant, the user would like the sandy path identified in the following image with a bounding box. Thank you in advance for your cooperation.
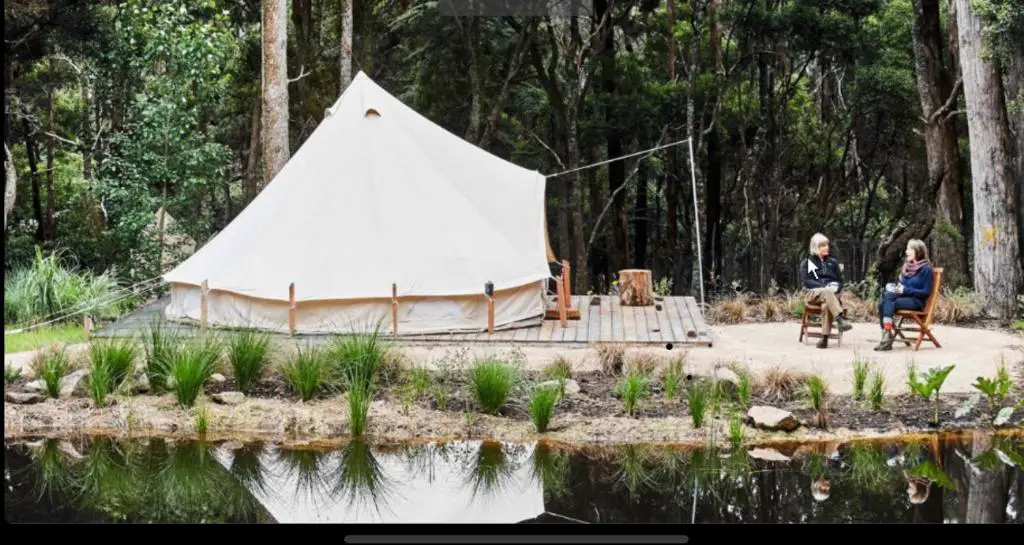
[6,323,1022,396]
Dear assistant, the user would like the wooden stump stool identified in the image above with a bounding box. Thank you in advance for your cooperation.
[618,269,654,306]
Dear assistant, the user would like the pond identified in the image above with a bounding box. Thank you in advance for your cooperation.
[4,431,1022,523]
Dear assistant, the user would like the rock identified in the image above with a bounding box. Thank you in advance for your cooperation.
[24,380,45,393]
[59,369,90,398]
[713,367,741,394]
[746,405,801,432]
[212,391,245,405]
[538,379,581,396]
[5,392,46,405]
[222,440,245,451]
[130,372,151,394]
[59,441,85,460]
[748,448,791,462]
[209,373,227,384]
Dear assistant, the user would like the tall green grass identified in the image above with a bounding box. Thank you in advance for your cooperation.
[852,357,871,400]
[330,330,392,391]
[5,364,23,384]
[32,346,73,398]
[615,372,652,417]
[141,320,179,394]
[347,381,374,437]
[4,323,84,354]
[686,380,713,428]
[87,338,138,406]
[661,357,684,401]
[528,385,560,432]
[542,357,573,382]
[469,358,520,415]
[281,345,330,401]
[4,247,126,326]
[868,370,886,410]
[168,336,223,407]
[728,411,745,449]
[805,375,829,428]
[227,329,271,394]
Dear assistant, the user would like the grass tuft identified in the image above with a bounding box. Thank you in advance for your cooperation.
[661,357,685,401]
[468,358,520,415]
[596,344,625,376]
[227,329,271,394]
[32,345,72,398]
[868,370,886,410]
[852,357,871,400]
[542,356,573,382]
[528,385,560,433]
[281,344,330,402]
[88,338,137,391]
[687,380,713,428]
[757,366,809,403]
[615,372,652,417]
[805,375,829,428]
[168,336,222,408]
[347,381,373,437]
[5,364,23,384]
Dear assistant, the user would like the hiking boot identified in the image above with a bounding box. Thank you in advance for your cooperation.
[836,315,853,332]
[816,338,829,349]
[874,331,893,351]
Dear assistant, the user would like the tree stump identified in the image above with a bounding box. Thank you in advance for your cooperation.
[618,269,655,306]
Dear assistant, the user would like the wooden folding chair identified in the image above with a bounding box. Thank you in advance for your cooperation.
[894,267,943,351]
[799,302,843,347]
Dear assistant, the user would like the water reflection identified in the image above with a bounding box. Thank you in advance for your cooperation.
[4,432,1021,523]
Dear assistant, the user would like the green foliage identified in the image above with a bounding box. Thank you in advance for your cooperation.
[4,323,85,354]
[852,357,871,400]
[347,381,373,437]
[804,375,829,428]
[468,358,520,415]
[141,320,179,394]
[661,357,684,401]
[227,329,271,394]
[907,363,955,425]
[281,345,330,402]
[542,357,573,382]
[686,380,712,428]
[89,338,137,391]
[168,336,223,407]
[616,372,652,417]
[329,330,392,392]
[868,370,886,410]
[4,247,127,326]
[528,385,560,433]
[5,364,23,385]
[728,411,745,450]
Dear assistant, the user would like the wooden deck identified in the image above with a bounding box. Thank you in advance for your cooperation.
[94,295,712,347]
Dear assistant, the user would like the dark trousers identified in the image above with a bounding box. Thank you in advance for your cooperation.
[878,291,924,327]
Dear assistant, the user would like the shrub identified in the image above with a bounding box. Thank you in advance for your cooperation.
[330,329,392,392]
[227,329,271,394]
[528,385,560,432]
[469,358,520,415]
[141,320,180,394]
[4,247,126,326]
[89,338,138,391]
[169,336,223,407]
[281,345,330,402]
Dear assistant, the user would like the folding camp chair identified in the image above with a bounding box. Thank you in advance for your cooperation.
[893,267,943,351]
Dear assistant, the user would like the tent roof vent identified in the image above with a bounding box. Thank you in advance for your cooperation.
[365,108,381,117]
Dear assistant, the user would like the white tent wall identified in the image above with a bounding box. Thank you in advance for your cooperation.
[166,280,545,335]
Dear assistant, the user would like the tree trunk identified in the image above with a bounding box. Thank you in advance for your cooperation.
[596,0,629,273]
[340,0,353,93]
[633,159,648,269]
[21,116,44,242]
[965,431,1008,523]
[911,0,967,288]
[44,84,56,240]
[618,269,654,307]
[665,0,679,293]
[4,144,15,231]
[261,0,290,184]
[705,128,724,288]
[244,94,262,204]
[1003,47,1024,277]
[956,0,1022,319]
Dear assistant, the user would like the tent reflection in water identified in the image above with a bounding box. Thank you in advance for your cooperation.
[162,71,552,335]
[214,441,545,524]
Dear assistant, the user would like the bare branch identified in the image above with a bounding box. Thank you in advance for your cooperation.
[44,131,82,148]
[929,77,963,124]
[288,65,312,83]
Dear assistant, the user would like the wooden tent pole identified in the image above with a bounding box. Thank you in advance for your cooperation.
[83,315,93,342]
[561,259,571,309]
[288,283,296,336]
[200,279,209,330]
[556,277,567,328]
[392,283,399,337]
[485,281,495,335]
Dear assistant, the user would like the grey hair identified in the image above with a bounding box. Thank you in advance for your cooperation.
[809,233,829,255]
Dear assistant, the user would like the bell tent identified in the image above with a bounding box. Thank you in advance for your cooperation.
[162,71,553,335]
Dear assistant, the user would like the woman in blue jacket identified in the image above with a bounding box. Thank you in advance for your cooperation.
[875,239,933,351]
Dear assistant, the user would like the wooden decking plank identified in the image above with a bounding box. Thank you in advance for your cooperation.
[675,296,698,339]
[621,300,637,342]
[683,297,711,341]
[665,297,686,342]
[587,296,601,344]
[599,296,613,343]
[610,296,625,342]
[633,306,649,342]
[645,304,666,343]
[572,296,588,343]
[539,319,556,342]
[526,323,541,341]
[561,297,578,343]
[513,325,529,343]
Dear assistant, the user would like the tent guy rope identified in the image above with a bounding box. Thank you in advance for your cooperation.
[543,136,706,312]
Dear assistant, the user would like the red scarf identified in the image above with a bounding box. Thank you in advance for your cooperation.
[902,258,929,278]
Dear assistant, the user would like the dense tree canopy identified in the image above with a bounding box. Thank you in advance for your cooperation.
[4,0,1022,319]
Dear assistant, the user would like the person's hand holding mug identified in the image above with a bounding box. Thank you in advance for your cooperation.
[894,284,904,295]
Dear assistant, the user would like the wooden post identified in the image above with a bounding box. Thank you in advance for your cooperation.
[485,281,495,335]
[83,315,93,341]
[288,282,296,336]
[200,279,209,330]
[392,283,399,337]
[556,277,567,328]
[561,259,572,309]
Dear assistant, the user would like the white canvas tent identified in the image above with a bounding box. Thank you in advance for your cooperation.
[162,71,552,335]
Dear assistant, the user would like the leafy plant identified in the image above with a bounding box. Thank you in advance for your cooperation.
[907,363,955,425]
[852,357,871,400]
[227,329,271,394]
[168,336,223,407]
[468,358,520,415]
[528,385,560,433]
[281,345,330,402]
[728,411,745,450]
[615,372,652,417]
[686,380,712,428]
[971,361,1012,410]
